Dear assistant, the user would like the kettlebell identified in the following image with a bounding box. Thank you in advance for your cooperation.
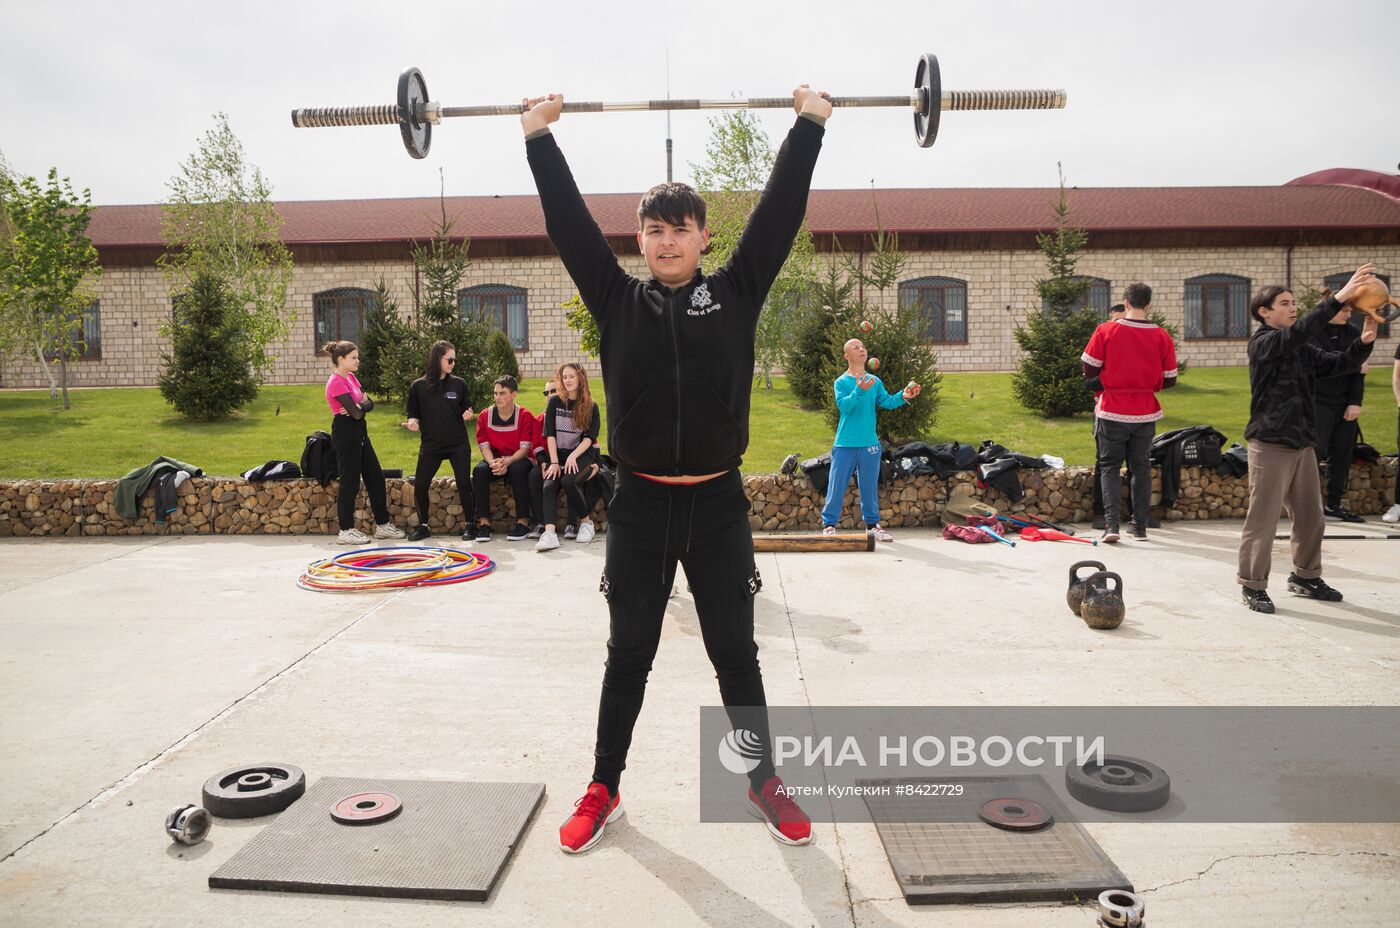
[1067,560,1108,616]
[1080,572,1125,630]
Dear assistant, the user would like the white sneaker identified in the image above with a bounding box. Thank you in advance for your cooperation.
[869,524,894,543]
[1384,503,1400,524]
[337,528,370,545]
[535,528,560,551]
[374,522,405,539]
[576,522,596,544]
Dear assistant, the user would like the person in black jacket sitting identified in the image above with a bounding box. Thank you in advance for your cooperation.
[403,340,475,541]
[1236,267,1377,613]
[1310,304,1368,523]
[523,84,829,853]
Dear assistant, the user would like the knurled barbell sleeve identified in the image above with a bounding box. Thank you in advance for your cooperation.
[290,105,401,128]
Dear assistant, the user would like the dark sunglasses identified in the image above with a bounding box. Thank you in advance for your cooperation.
[444,357,456,365]
[544,388,556,396]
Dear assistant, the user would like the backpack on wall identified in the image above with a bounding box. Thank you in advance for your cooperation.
[300,431,338,486]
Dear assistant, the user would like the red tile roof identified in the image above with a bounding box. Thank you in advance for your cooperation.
[87,184,1400,248]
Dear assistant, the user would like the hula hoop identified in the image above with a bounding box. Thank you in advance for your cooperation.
[298,544,495,593]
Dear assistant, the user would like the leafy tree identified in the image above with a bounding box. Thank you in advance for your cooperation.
[563,292,599,358]
[357,276,412,396]
[1011,165,1101,417]
[787,259,857,409]
[159,113,293,391]
[486,328,521,382]
[157,273,257,419]
[692,110,817,389]
[0,162,100,409]
[379,194,495,407]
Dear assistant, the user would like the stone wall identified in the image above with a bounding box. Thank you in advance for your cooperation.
[3,460,1394,537]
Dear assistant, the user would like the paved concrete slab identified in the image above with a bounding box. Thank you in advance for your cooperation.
[0,524,1396,926]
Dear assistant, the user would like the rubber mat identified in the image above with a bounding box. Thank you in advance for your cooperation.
[860,775,1132,905]
[209,777,545,901]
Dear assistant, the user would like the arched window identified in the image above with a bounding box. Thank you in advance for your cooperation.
[899,276,968,344]
[1043,276,1112,316]
[1324,271,1391,339]
[1184,274,1251,339]
[314,287,375,348]
[460,284,528,350]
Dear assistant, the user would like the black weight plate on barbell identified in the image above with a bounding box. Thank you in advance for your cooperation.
[1065,754,1170,813]
[398,67,431,160]
[914,53,940,148]
[202,763,306,818]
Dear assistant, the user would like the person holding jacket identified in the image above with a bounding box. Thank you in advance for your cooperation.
[523,83,830,853]
[1236,266,1378,613]
[819,338,920,541]
[403,340,475,541]
[323,340,404,545]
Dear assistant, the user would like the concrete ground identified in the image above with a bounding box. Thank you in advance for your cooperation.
[1,522,1397,927]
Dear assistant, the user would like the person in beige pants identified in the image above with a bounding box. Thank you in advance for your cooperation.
[1237,267,1378,613]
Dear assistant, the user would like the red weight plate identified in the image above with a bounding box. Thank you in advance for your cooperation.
[331,791,403,825]
[978,797,1053,832]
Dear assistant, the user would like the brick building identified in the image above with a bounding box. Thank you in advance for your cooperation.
[5,169,1397,388]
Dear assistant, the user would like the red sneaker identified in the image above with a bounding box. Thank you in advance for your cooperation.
[747,776,812,846]
[559,782,623,854]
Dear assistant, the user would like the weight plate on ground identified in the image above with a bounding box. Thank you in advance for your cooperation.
[164,804,212,845]
[977,797,1053,831]
[331,791,403,824]
[913,53,941,148]
[398,67,431,159]
[1066,754,1170,813]
[202,763,306,818]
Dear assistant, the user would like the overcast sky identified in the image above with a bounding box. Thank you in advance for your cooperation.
[4,0,1398,206]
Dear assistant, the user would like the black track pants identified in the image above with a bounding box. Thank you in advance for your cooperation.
[592,468,773,794]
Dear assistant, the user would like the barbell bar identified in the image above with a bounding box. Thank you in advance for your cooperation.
[290,53,1066,159]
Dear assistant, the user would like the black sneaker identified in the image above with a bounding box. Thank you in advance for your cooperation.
[1147,515,1162,529]
[564,524,578,540]
[1242,588,1275,613]
[507,523,530,541]
[1101,524,1120,544]
[1131,523,1148,540]
[1323,504,1365,524]
[1287,574,1343,601]
[527,523,545,540]
[407,524,431,542]
[474,523,493,542]
[1092,514,1106,530]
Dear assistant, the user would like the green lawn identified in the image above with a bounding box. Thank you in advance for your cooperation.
[1,369,1395,478]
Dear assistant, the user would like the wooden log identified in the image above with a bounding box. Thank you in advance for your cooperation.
[752,532,874,552]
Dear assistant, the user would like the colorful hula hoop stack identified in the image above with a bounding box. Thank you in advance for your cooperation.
[297,545,495,593]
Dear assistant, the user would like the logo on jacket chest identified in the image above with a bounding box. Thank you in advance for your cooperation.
[687,282,722,316]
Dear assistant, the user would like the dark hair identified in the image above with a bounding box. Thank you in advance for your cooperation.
[323,340,357,366]
[1108,303,1126,316]
[1250,285,1291,324]
[494,374,519,393]
[424,340,455,386]
[637,182,707,230]
[1123,283,1152,310]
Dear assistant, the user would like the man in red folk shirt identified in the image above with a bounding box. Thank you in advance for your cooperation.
[1081,282,1178,543]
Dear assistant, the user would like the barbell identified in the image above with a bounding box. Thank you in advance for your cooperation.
[290,53,1066,159]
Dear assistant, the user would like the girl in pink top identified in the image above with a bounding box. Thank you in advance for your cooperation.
[323,340,403,545]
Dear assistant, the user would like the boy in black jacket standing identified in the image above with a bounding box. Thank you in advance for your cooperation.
[1311,303,1368,522]
[1237,266,1378,613]
[523,85,830,853]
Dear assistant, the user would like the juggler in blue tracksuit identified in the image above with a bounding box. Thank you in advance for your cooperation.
[820,372,907,529]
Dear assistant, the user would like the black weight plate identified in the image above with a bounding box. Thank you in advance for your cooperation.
[202,763,306,818]
[913,53,941,148]
[1065,754,1169,813]
[397,67,431,160]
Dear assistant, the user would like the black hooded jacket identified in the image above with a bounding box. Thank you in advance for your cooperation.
[527,116,824,475]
